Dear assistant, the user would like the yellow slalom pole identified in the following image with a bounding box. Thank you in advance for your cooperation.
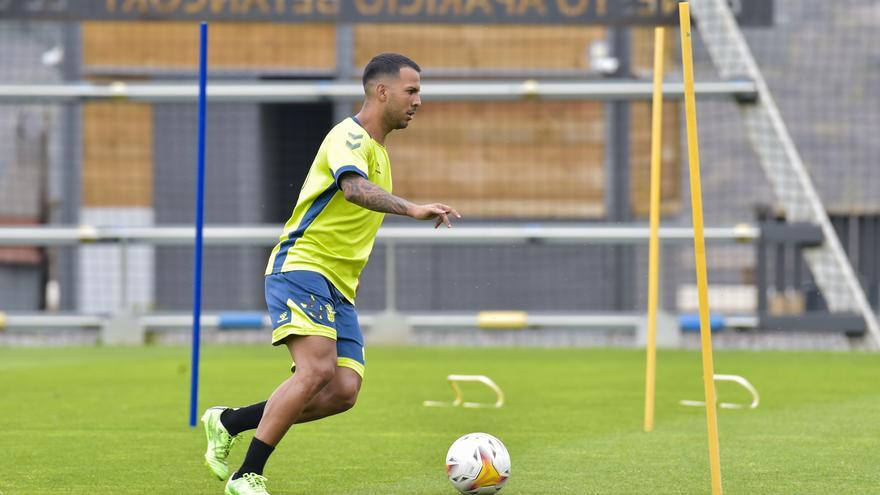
[644,26,665,434]
[679,3,723,494]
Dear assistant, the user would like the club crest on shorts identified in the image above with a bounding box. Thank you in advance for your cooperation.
[277,311,289,324]
[325,304,336,323]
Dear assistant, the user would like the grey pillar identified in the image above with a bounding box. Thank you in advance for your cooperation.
[56,22,81,311]
[605,28,634,311]
[334,24,355,123]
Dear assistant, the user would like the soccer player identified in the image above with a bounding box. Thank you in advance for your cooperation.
[201,53,460,495]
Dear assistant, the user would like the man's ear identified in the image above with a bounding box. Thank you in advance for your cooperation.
[376,82,388,102]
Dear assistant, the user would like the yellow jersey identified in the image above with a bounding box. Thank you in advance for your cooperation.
[265,117,392,303]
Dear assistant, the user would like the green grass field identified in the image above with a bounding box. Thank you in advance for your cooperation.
[1,345,878,494]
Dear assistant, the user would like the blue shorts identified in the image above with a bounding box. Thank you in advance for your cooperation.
[265,270,365,378]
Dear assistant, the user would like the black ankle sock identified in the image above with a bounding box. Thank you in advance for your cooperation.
[220,401,267,436]
[232,437,275,479]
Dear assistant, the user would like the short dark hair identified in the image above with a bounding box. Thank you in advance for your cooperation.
[362,53,421,87]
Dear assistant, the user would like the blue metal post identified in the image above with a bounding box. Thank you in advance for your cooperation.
[189,22,208,427]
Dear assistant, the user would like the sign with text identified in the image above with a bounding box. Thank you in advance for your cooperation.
[0,0,772,26]
[339,0,772,26]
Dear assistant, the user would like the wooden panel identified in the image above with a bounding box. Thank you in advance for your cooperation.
[83,22,336,70]
[387,101,606,218]
[0,218,40,265]
[357,25,666,72]
[631,26,677,76]
[431,199,605,218]
[82,102,153,207]
[356,24,605,70]
[0,247,41,265]
[83,23,663,73]
[629,100,682,217]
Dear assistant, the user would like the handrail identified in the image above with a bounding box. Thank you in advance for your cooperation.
[0,79,757,103]
[0,224,760,246]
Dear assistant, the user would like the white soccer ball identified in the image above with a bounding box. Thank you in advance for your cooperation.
[445,432,511,494]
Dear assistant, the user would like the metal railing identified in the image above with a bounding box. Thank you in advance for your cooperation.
[0,79,758,103]
[0,223,759,246]
[0,223,762,334]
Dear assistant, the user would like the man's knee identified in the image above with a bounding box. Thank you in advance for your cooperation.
[287,334,338,391]
[334,380,360,412]
[331,370,361,412]
[297,360,337,391]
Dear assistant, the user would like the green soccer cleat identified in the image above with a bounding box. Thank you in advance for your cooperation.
[225,472,270,495]
[201,406,241,480]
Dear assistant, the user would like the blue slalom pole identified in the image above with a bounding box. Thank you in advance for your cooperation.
[189,21,208,428]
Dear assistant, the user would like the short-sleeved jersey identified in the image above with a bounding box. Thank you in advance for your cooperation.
[265,117,392,303]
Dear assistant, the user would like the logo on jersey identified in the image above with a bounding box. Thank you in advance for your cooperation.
[277,311,289,324]
[346,132,363,150]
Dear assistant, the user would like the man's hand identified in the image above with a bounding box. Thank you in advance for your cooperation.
[339,173,461,227]
[407,203,461,228]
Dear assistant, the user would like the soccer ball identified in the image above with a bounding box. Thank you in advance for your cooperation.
[445,432,511,494]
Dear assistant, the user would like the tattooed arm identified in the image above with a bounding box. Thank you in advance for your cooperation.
[339,172,412,215]
[338,173,461,228]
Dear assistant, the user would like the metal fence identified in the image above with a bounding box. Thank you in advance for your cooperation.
[0,1,877,336]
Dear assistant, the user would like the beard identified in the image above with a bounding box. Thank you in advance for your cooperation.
[386,115,410,130]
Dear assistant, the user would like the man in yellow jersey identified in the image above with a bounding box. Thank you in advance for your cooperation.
[200,53,460,495]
